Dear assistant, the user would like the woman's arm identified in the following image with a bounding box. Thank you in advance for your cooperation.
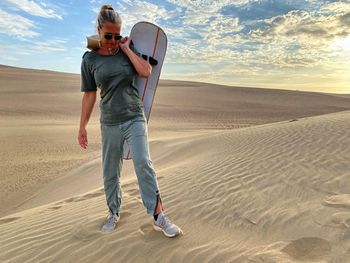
[78,91,97,149]
[120,36,152,78]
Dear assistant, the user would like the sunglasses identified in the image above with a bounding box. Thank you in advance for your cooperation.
[104,33,122,41]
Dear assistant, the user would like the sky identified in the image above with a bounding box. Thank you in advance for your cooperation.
[0,0,350,94]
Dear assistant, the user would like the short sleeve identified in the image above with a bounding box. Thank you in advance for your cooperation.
[80,54,97,92]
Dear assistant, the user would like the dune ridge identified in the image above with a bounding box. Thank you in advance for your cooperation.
[1,110,349,262]
[1,65,350,262]
[1,65,350,219]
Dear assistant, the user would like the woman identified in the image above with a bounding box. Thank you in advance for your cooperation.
[78,4,181,238]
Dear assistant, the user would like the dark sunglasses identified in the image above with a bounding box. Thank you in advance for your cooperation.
[104,33,122,41]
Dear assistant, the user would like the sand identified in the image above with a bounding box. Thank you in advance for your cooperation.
[0,64,350,262]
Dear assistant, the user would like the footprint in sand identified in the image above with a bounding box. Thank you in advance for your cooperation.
[281,237,331,261]
[47,205,62,211]
[0,217,21,224]
[120,211,132,218]
[63,196,84,203]
[82,191,105,199]
[138,223,158,241]
[71,216,107,241]
[117,211,132,226]
[55,190,104,206]
[323,194,350,209]
[314,212,350,229]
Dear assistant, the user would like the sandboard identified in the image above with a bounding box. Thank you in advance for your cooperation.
[86,22,167,160]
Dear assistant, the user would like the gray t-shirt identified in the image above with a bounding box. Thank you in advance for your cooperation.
[80,45,144,125]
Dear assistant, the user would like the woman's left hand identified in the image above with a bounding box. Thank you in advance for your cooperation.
[119,36,131,52]
[119,35,152,77]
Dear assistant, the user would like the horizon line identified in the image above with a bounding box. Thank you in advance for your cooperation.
[0,63,349,96]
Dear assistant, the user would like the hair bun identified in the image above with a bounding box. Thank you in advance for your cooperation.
[96,4,121,29]
[100,4,114,12]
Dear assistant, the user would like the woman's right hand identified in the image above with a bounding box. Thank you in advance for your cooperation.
[78,127,88,149]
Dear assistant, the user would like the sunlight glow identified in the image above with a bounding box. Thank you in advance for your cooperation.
[331,35,350,52]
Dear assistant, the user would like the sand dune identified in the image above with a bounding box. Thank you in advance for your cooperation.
[1,65,350,262]
[1,110,349,262]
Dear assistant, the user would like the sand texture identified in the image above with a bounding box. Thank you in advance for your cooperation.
[0,65,350,263]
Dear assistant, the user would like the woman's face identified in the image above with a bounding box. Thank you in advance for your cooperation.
[98,22,121,49]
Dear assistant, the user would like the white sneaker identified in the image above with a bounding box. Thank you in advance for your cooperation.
[101,212,120,232]
[153,212,181,237]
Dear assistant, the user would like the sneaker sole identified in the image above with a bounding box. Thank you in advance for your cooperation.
[153,224,180,238]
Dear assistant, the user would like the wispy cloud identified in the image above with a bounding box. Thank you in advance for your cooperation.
[115,0,178,26]
[28,38,67,52]
[2,38,66,55]
[0,9,38,38]
[1,0,349,93]
[4,0,62,19]
[160,0,350,71]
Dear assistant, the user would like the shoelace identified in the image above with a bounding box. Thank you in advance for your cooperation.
[158,214,172,228]
[107,213,118,225]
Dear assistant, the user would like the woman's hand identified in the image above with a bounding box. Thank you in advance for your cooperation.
[119,36,131,52]
[78,91,96,149]
[78,127,88,149]
[119,36,152,78]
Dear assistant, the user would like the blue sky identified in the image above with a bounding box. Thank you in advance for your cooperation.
[0,0,350,93]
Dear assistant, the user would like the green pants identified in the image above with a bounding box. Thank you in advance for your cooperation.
[100,115,161,215]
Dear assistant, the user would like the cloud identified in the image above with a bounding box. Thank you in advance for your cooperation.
[115,0,177,26]
[28,38,67,52]
[1,0,348,92]
[252,6,350,45]
[220,0,313,22]
[4,0,62,19]
[0,37,67,67]
[219,2,350,68]
[166,0,247,12]
[156,0,350,93]
[0,9,38,38]
[339,12,350,27]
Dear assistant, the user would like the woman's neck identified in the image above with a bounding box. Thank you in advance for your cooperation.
[96,47,120,56]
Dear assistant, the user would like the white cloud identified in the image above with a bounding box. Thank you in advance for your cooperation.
[229,3,350,69]
[29,39,67,52]
[116,0,177,26]
[255,3,350,44]
[166,0,247,11]
[320,1,350,13]
[159,0,350,92]
[5,38,67,54]
[92,7,99,14]
[4,0,62,19]
[0,9,38,38]
[89,0,102,3]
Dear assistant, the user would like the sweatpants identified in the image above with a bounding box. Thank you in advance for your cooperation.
[100,114,161,215]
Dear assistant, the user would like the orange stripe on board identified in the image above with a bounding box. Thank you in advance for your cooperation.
[147,28,164,128]
[126,27,160,160]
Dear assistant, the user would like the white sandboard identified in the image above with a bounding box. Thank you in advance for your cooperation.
[123,22,167,159]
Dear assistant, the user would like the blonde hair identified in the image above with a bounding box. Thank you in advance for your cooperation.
[96,4,122,30]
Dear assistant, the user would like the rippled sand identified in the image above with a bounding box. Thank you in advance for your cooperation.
[1,65,350,263]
